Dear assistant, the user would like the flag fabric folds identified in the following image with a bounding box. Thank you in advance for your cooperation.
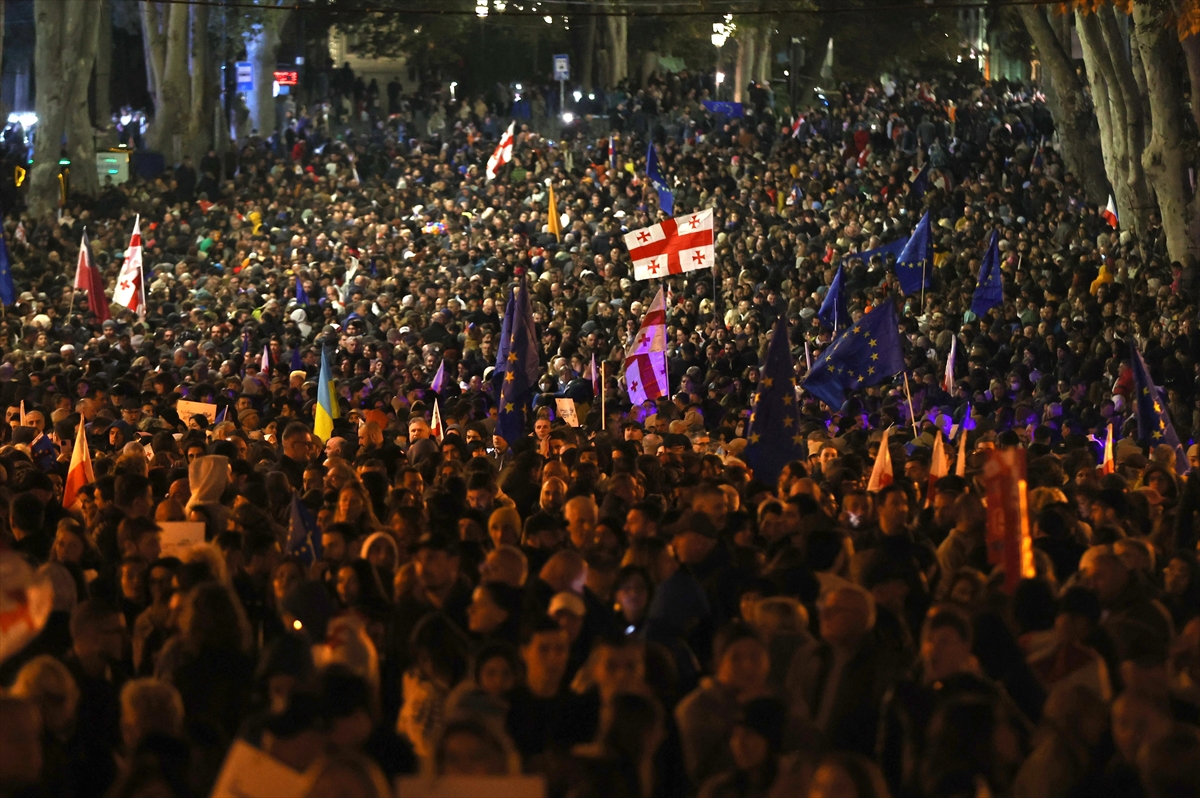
[818,263,848,331]
[942,336,957,393]
[296,273,308,305]
[1101,422,1114,475]
[927,429,949,506]
[486,122,515,181]
[74,231,110,321]
[1130,343,1188,474]
[867,428,894,492]
[646,142,674,216]
[1102,195,1119,228]
[955,426,969,477]
[623,209,714,281]
[801,302,905,410]
[314,347,338,441]
[624,286,669,407]
[547,182,561,241]
[894,211,933,296]
[430,360,446,394]
[431,399,444,442]
[496,277,540,446]
[841,236,908,267]
[114,216,145,317]
[970,230,1004,317]
[743,315,806,484]
[62,418,94,509]
[287,493,322,566]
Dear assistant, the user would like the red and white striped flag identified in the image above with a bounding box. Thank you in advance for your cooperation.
[431,398,444,442]
[113,216,145,317]
[623,209,715,281]
[623,287,669,407]
[1102,195,1119,229]
[790,114,805,138]
[62,417,94,509]
[942,336,957,393]
[926,429,949,506]
[486,122,515,182]
[74,231,110,322]
[1100,422,1114,475]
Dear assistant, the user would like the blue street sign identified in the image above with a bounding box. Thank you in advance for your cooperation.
[235,62,253,93]
[552,54,570,82]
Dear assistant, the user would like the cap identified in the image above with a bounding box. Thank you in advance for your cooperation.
[548,591,586,618]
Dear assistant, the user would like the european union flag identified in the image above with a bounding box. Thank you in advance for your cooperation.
[701,100,744,118]
[910,164,929,199]
[841,236,909,267]
[744,315,807,484]
[0,218,13,307]
[495,277,540,447]
[296,274,308,305]
[970,230,1003,317]
[818,263,848,331]
[801,301,905,410]
[895,211,933,296]
[287,492,322,566]
[646,142,674,217]
[1131,343,1189,474]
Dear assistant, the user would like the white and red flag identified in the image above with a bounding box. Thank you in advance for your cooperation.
[431,398,444,442]
[486,122,515,182]
[867,427,894,492]
[1102,195,1119,229]
[623,286,669,407]
[1100,422,1114,475]
[926,429,949,507]
[623,209,715,281]
[74,231,110,322]
[942,335,957,393]
[790,114,805,138]
[113,215,145,317]
[62,417,94,509]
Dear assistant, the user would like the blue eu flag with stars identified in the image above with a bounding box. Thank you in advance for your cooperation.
[1131,343,1189,474]
[819,263,848,331]
[646,142,674,217]
[895,211,933,296]
[970,230,1003,317]
[802,301,905,410]
[0,216,14,307]
[744,315,807,485]
[496,277,540,447]
[287,492,322,566]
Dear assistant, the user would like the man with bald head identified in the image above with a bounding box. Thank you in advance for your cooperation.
[563,495,598,550]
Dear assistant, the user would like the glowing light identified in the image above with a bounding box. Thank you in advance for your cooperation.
[572,90,582,102]
[715,71,725,84]
[561,112,574,124]
[544,15,553,23]
[292,619,303,630]
[7,112,37,128]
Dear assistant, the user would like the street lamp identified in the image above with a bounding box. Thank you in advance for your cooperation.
[711,15,734,99]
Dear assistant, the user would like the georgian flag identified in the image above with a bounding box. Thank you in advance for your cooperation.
[623,286,669,407]
[486,122,515,182]
[1102,195,1119,228]
[113,216,145,317]
[622,209,715,282]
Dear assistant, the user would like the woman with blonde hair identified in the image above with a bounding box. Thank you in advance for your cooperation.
[335,482,384,539]
[11,655,80,742]
[487,506,522,548]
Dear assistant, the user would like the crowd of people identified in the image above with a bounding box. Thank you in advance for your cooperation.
[0,66,1198,798]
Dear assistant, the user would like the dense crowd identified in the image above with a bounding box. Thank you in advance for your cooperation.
[0,67,1199,798]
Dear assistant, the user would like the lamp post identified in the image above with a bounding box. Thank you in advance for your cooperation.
[711,16,734,101]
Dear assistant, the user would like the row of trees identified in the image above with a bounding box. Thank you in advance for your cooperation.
[1020,1,1199,264]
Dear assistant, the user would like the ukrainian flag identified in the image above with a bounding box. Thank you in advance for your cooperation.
[314,348,338,441]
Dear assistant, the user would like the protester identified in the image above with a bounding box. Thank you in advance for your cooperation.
[0,67,1197,798]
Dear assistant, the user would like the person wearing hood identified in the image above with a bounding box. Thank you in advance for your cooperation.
[186,454,231,541]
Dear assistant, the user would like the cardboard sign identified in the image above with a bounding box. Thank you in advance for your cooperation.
[555,398,579,427]
[981,448,1035,594]
[211,740,310,798]
[177,399,218,424]
[395,775,545,798]
[158,522,206,558]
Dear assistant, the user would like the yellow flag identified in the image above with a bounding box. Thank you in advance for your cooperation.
[547,183,561,242]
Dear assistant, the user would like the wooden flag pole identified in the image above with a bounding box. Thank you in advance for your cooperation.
[902,372,919,438]
[601,360,606,431]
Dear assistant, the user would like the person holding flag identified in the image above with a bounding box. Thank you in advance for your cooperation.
[1130,342,1189,474]
[495,277,540,451]
[314,347,339,442]
[62,418,94,510]
[970,229,1004,318]
[73,231,110,322]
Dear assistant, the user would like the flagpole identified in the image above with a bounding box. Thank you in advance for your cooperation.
[601,360,606,431]
[902,372,919,437]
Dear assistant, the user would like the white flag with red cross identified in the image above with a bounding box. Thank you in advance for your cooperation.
[623,286,669,406]
[623,209,715,281]
[113,215,144,317]
[486,122,515,182]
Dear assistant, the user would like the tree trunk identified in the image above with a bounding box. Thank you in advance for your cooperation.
[141,1,165,108]
[1018,5,1108,205]
[246,9,288,136]
[1096,6,1153,224]
[1133,0,1200,265]
[604,12,627,89]
[186,2,211,162]
[1076,8,1151,235]
[755,23,772,84]
[95,0,112,131]
[31,0,101,216]
[1182,32,1200,132]
[581,9,596,94]
[734,26,756,103]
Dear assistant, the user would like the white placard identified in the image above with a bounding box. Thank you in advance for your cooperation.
[555,398,579,427]
[158,522,206,558]
[178,399,219,424]
[210,740,310,798]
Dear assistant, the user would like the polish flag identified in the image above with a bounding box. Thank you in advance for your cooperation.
[790,114,805,138]
[62,418,94,509]
[623,286,669,407]
[74,231,110,322]
[1102,195,1119,229]
[113,216,145,317]
[942,336,957,393]
[867,427,894,492]
[1100,422,1114,475]
[486,122,515,182]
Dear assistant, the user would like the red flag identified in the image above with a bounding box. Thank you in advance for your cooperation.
[431,398,444,442]
[486,122,515,182]
[622,210,715,281]
[74,232,110,322]
[867,427,894,492]
[1100,422,1114,475]
[623,287,669,406]
[62,418,94,509]
[1102,195,1119,229]
[942,336,957,393]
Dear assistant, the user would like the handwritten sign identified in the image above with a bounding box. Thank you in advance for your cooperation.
[555,398,579,427]
[177,399,218,424]
[158,522,206,559]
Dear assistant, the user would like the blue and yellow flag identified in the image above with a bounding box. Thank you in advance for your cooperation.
[895,211,933,296]
[495,277,540,447]
[314,347,338,441]
[287,492,322,566]
[1131,343,1188,474]
[646,142,674,216]
[744,315,806,484]
[818,263,848,331]
[970,230,1003,317]
[802,301,905,410]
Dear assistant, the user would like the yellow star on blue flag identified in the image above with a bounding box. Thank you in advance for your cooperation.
[744,315,806,484]
[1130,343,1188,474]
[801,301,905,409]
